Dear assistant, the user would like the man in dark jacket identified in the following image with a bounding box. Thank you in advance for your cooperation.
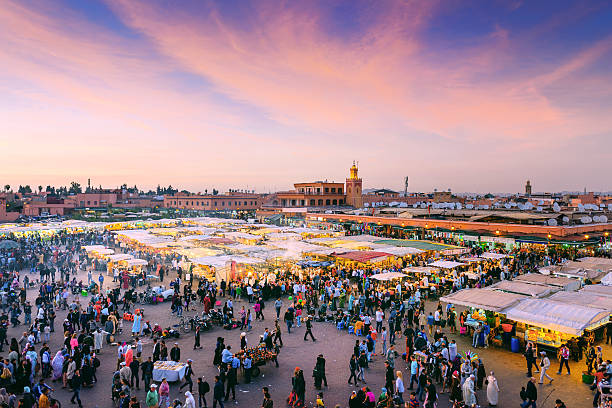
[129,357,140,389]
[348,354,358,386]
[141,356,153,391]
[213,375,224,408]
[521,377,537,408]
[384,361,395,394]
[170,343,181,362]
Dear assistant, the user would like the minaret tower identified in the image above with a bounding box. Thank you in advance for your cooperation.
[345,161,363,208]
[525,180,532,197]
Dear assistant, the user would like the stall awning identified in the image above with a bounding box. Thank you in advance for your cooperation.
[514,274,581,291]
[440,288,526,312]
[335,251,393,263]
[580,284,612,297]
[403,266,439,275]
[549,291,612,312]
[428,260,467,269]
[370,272,408,281]
[504,298,610,336]
[480,252,510,260]
[489,281,553,297]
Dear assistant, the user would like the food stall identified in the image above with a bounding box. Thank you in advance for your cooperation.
[234,344,278,377]
[441,288,527,348]
[504,298,611,349]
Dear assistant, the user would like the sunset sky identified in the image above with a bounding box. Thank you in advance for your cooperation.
[1,0,611,193]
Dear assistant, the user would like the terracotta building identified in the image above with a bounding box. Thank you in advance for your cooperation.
[163,192,263,211]
[0,197,20,222]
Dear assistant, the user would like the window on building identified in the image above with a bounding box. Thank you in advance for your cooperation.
[300,200,305,206]
[309,199,315,205]
[348,187,351,193]
[87,201,90,205]
[339,199,344,205]
[325,199,331,205]
[324,188,329,193]
[281,199,286,206]
[94,201,97,205]
[332,199,337,205]
[291,200,296,206]
[221,202,224,206]
[318,199,323,205]
[338,188,343,194]
[316,188,321,193]
[331,188,336,193]
[244,201,247,206]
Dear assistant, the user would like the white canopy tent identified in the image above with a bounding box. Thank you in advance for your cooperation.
[403,266,439,275]
[489,280,553,297]
[371,272,408,281]
[480,252,510,260]
[428,260,467,269]
[549,291,612,311]
[514,274,581,291]
[601,272,612,286]
[440,288,526,312]
[504,298,610,336]
[580,284,612,297]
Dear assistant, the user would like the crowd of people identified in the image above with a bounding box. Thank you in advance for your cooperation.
[0,226,602,408]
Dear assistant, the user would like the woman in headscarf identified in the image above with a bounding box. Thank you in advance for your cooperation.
[51,350,65,381]
[462,374,477,407]
[0,388,9,406]
[184,391,196,408]
[486,371,500,407]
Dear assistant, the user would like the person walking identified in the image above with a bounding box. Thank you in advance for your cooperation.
[197,377,210,408]
[486,371,500,407]
[557,344,570,375]
[159,378,170,408]
[70,369,83,408]
[538,351,553,384]
[347,354,358,386]
[395,371,405,404]
[524,342,536,377]
[194,325,202,350]
[261,387,273,408]
[357,351,367,384]
[146,384,160,408]
[180,360,195,393]
[274,299,282,319]
[304,316,316,341]
[213,375,224,408]
[521,377,538,408]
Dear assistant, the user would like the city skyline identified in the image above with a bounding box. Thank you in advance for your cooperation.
[2,0,612,193]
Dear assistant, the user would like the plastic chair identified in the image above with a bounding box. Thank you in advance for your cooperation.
[348,326,354,334]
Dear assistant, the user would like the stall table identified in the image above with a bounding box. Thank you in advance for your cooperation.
[152,361,187,382]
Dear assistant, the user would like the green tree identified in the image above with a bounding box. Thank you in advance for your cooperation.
[69,181,82,194]
[4,185,10,193]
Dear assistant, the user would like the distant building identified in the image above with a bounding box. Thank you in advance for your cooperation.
[274,182,345,207]
[365,189,400,198]
[163,192,262,211]
[525,180,532,197]
[0,197,19,222]
[345,162,363,208]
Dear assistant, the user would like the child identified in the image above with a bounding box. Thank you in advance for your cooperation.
[316,392,324,407]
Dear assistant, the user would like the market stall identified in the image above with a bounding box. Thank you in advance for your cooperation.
[152,361,187,382]
[504,298,610,348]
[234,344,278,377]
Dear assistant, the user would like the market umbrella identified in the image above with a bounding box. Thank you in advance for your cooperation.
[0,240,19,249]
